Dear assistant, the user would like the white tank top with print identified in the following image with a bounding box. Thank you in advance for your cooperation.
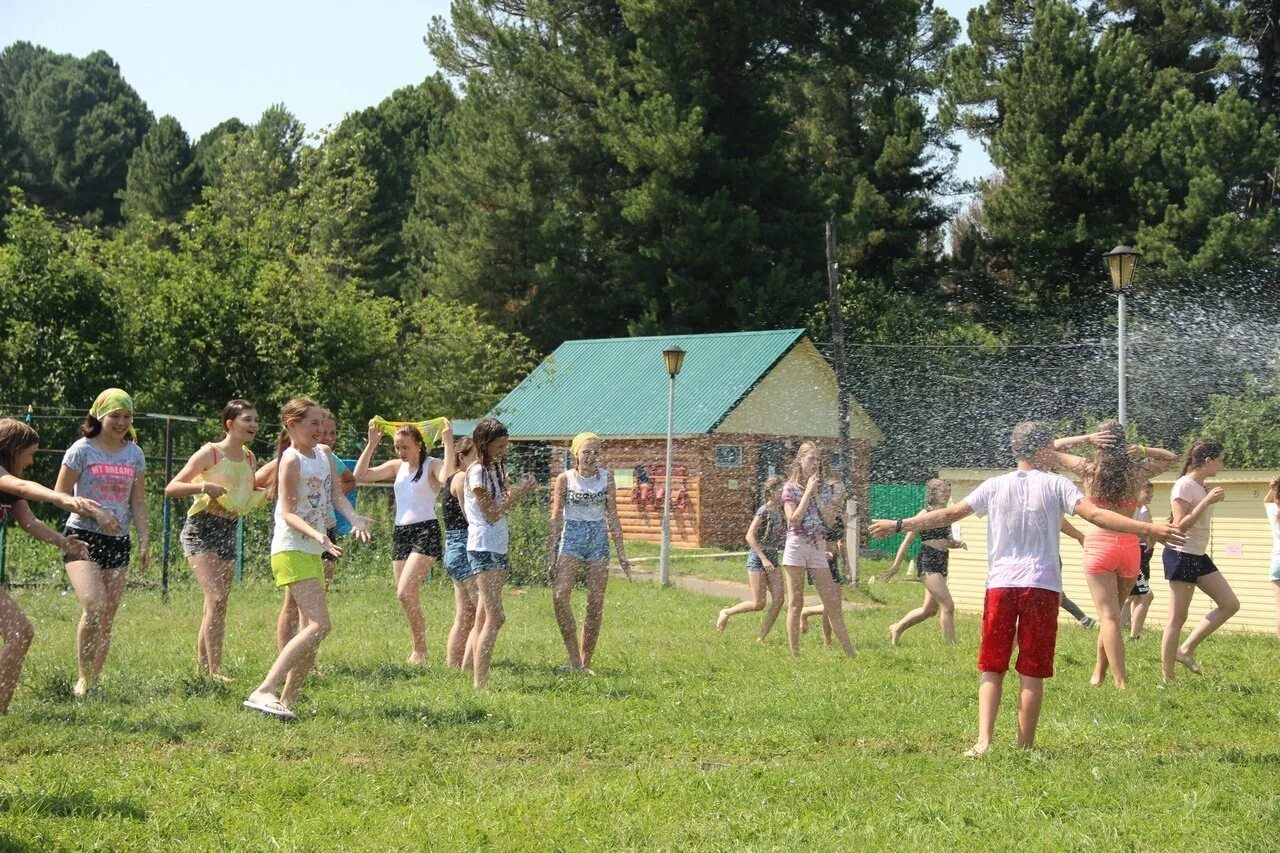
[563,468,608,522]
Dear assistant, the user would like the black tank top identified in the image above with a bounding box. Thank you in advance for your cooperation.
[920,525,951,542]
[440,475,467,532]
[0,487,16,523]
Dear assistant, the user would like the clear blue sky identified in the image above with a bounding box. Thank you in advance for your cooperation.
[4,0,992,183]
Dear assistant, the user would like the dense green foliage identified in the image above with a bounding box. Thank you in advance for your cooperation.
[0,575,1277,848]
[2,2,1280,469]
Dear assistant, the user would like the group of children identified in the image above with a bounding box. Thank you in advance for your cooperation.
[713,420,1262,755]
[0,389,640,720]
[0,392,1272,755]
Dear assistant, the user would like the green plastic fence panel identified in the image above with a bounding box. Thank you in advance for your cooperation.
[869,484,926,558]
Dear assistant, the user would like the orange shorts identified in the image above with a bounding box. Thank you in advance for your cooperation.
[1082,530,1141,578]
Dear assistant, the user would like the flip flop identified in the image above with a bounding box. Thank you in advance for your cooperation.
[243,697,297,720]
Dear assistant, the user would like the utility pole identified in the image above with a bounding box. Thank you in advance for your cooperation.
[825,217,858,583]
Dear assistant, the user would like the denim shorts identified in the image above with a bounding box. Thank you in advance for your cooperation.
[444,529,479,581]
[1270,554,1280,582]
[559,519,609,562]
[468,549,509,573]
[181,513,238,562]
[746,549,779,572]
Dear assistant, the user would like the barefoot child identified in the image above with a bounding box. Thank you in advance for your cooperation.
[464,418,537,689]
[887,479,964,646]
[354,416,454,665]
[871,421,1185,756]
[0,419,115,712]
[1123,481,1156,639]
[441,437,479,669]
[165,400,268,682]
[244,399,370,719]
[1161,439,1238,681]
[54,389,149,698]
[547,433,631,673]
[716,476,785,641]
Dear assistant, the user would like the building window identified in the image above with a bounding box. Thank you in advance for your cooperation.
[715,444,743,468]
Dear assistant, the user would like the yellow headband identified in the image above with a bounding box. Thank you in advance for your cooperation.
[90,388,137,439]
[570,432,599,459]
[370,416,451,452]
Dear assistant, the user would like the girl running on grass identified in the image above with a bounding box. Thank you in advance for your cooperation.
[547,433,631,673]
[1265,475,1280,641]
[782,442,855,658]
[1161,439,1237,682]
[886,479,965,646]
[1122,481,1156,639]
[244,399,370,719]
[354,418,454,665]
[441,437,479,669]
[716,475,786,641]
[1054,423,1177,689]
[54,389,149,699]
[464,418,537,689]
[0,419,115,713]
[164,399,268,682]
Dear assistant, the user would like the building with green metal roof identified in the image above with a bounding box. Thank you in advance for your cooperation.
[485,329,882,549]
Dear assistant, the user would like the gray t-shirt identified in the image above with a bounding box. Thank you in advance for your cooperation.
[62,437,146,535]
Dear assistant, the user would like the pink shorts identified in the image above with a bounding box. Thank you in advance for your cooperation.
[1082,531,1141,578]
[978,587,1060,679]
[782,536,828,570]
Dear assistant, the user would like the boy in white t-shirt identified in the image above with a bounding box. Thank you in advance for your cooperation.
[871,422,1185,757]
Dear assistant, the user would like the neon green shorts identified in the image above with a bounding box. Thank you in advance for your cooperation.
[270,551,324,588]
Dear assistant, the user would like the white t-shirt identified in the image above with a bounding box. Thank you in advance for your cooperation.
[1169,476,1212,555]
[963,468,1083,592]
[393,458,439,526]
[464,462,509,553]
[563,468,608,522]
[1266,503,1280,557]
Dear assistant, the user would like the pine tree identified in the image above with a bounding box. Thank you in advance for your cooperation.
[120,115,200,223]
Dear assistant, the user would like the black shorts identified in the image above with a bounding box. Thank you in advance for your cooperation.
[181,513,238,562]
[392,519,442,561]
[1131,545,1153,596]
[917,546,949,577]
[63,527,131,569]
[323,525,339,565]
[1162,549,1218,584]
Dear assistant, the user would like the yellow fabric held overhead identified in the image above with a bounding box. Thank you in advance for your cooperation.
[89,387,137,439]
[370,416,451,451]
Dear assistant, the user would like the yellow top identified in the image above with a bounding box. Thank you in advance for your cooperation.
[188,444,267,518]
[369,416,451,451]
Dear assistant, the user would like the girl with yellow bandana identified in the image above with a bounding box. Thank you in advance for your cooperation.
[164,399,269,683]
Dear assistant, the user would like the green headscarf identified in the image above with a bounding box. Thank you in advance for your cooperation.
[90,388,137,439]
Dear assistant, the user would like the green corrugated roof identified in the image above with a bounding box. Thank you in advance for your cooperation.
[490,329,807,438]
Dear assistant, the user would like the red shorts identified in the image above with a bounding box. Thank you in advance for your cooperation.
[1082,530,1141,578]
[978,587,1060,679]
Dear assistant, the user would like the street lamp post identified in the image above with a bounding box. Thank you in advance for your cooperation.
[1104,245,1141,425]
[659,345,686,587]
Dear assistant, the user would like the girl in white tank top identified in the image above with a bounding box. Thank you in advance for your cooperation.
[546,433,631,674]
[354,419,455,665]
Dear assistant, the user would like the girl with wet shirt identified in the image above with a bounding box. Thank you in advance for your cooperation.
[464,418,537,689]
[165,400,268,683]
[354,418,454,665]
[243,399,371,719]
[1161,439,1238,682]
[0,419,114,713]
[781,442,855,658]
[886,479,966,646]
[547,433,631,673]
[54,389,149,699]
[716,475,786,642]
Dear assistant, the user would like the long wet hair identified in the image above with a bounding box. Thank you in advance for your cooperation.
[1180,438,1223,476]
[395,423,429,483]
[452,436,475,471]
[276,397,320,459]
[924,478,951,511]
[1087,419,1139,504]
[0,419,39,474]
[472,418,510,498]
[787,441,826,487]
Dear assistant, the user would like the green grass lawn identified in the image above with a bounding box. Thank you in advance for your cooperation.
[1,569,1278,850]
